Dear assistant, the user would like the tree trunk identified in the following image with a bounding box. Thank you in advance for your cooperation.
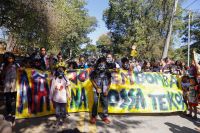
[6,33,17,52]
[162,0,179,59]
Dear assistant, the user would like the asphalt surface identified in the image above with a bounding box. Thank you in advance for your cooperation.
[12,111,200,133]
[0,94,200,133]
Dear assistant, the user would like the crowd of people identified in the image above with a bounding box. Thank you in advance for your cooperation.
[0,47,200,130]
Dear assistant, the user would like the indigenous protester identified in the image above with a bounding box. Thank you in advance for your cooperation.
[171,60,183,75]
[50,62,71,128]
[160,57,171,74]
[188,60,197,78]
[55,53,66,69]
[87,56,96,68]
[193,50,200,101]
[68,61,78,70]
[181,61,188,76]
[142,61,152,72]
[121,57,130,71]
[40,47,50,70]
[181,75,190,113]
[0,52,20,124]
[132,60,142,73]
[56,52,63,63]
[32,52,43,70]
[78,55,88,69]
[90,57,111,124]
[187,77,199,119]
[151,60,161,72]
[106,53,120,69]
[193,50,200,84]
[49,53,57,72]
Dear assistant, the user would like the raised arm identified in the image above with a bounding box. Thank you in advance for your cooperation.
[193,50,200,68]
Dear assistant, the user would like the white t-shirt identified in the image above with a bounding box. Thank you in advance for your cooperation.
[50,77,70,103]
[134,65,141,73]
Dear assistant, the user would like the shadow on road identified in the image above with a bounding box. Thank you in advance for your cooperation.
[94,114,142,133]
[165,122,199,133]
[179,114,200,127]
[58,128,82,133]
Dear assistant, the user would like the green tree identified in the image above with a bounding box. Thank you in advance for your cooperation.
[182,13,200,43]
[1,0,49,52]
[0,0,97,56]
[103,0,184,60]
[81,44,98,56]
[96,33,112,53]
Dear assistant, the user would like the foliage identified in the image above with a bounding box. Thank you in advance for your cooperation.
[96,33,112,54]
[0,0,97,56]
[81,44,98,57]
[103,0,184,60]
[182,13,200,43]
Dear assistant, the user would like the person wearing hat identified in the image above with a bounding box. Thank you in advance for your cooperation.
[50,61,71,128]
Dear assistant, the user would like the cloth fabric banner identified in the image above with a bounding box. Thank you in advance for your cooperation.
[15,68,185,119]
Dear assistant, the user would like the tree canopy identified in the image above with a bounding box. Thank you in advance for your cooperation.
[0,0,96,57]
[103,0,184,60]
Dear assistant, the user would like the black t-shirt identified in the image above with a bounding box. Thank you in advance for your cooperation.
[90,69,112,81]
[107,62,116,69]
[152,66,161,72]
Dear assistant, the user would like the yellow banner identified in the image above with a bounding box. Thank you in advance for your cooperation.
[16,68,185,119]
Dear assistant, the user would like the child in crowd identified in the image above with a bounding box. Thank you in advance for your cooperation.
[181,75,190,113]
[50,62,71,127]
[0,52,20,125]
[187,77,199,119]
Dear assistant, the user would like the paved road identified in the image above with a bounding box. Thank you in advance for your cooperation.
[12,112,200,133]
[0,99,199,133]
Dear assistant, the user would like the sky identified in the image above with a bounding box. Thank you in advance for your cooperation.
[182,0,200,10]
[85,0,109,44]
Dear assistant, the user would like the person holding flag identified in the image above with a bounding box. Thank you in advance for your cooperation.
[130,45,138,59]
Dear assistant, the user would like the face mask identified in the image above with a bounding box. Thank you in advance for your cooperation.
[98,63,106,71]
[79,64,84,68]
[106,58,113,63]
[124,63,130,70]
[56,69,64,78]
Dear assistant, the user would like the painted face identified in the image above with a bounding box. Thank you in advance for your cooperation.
[98,62,106,71]
[57,68,64,78]
[123,62,130,70]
